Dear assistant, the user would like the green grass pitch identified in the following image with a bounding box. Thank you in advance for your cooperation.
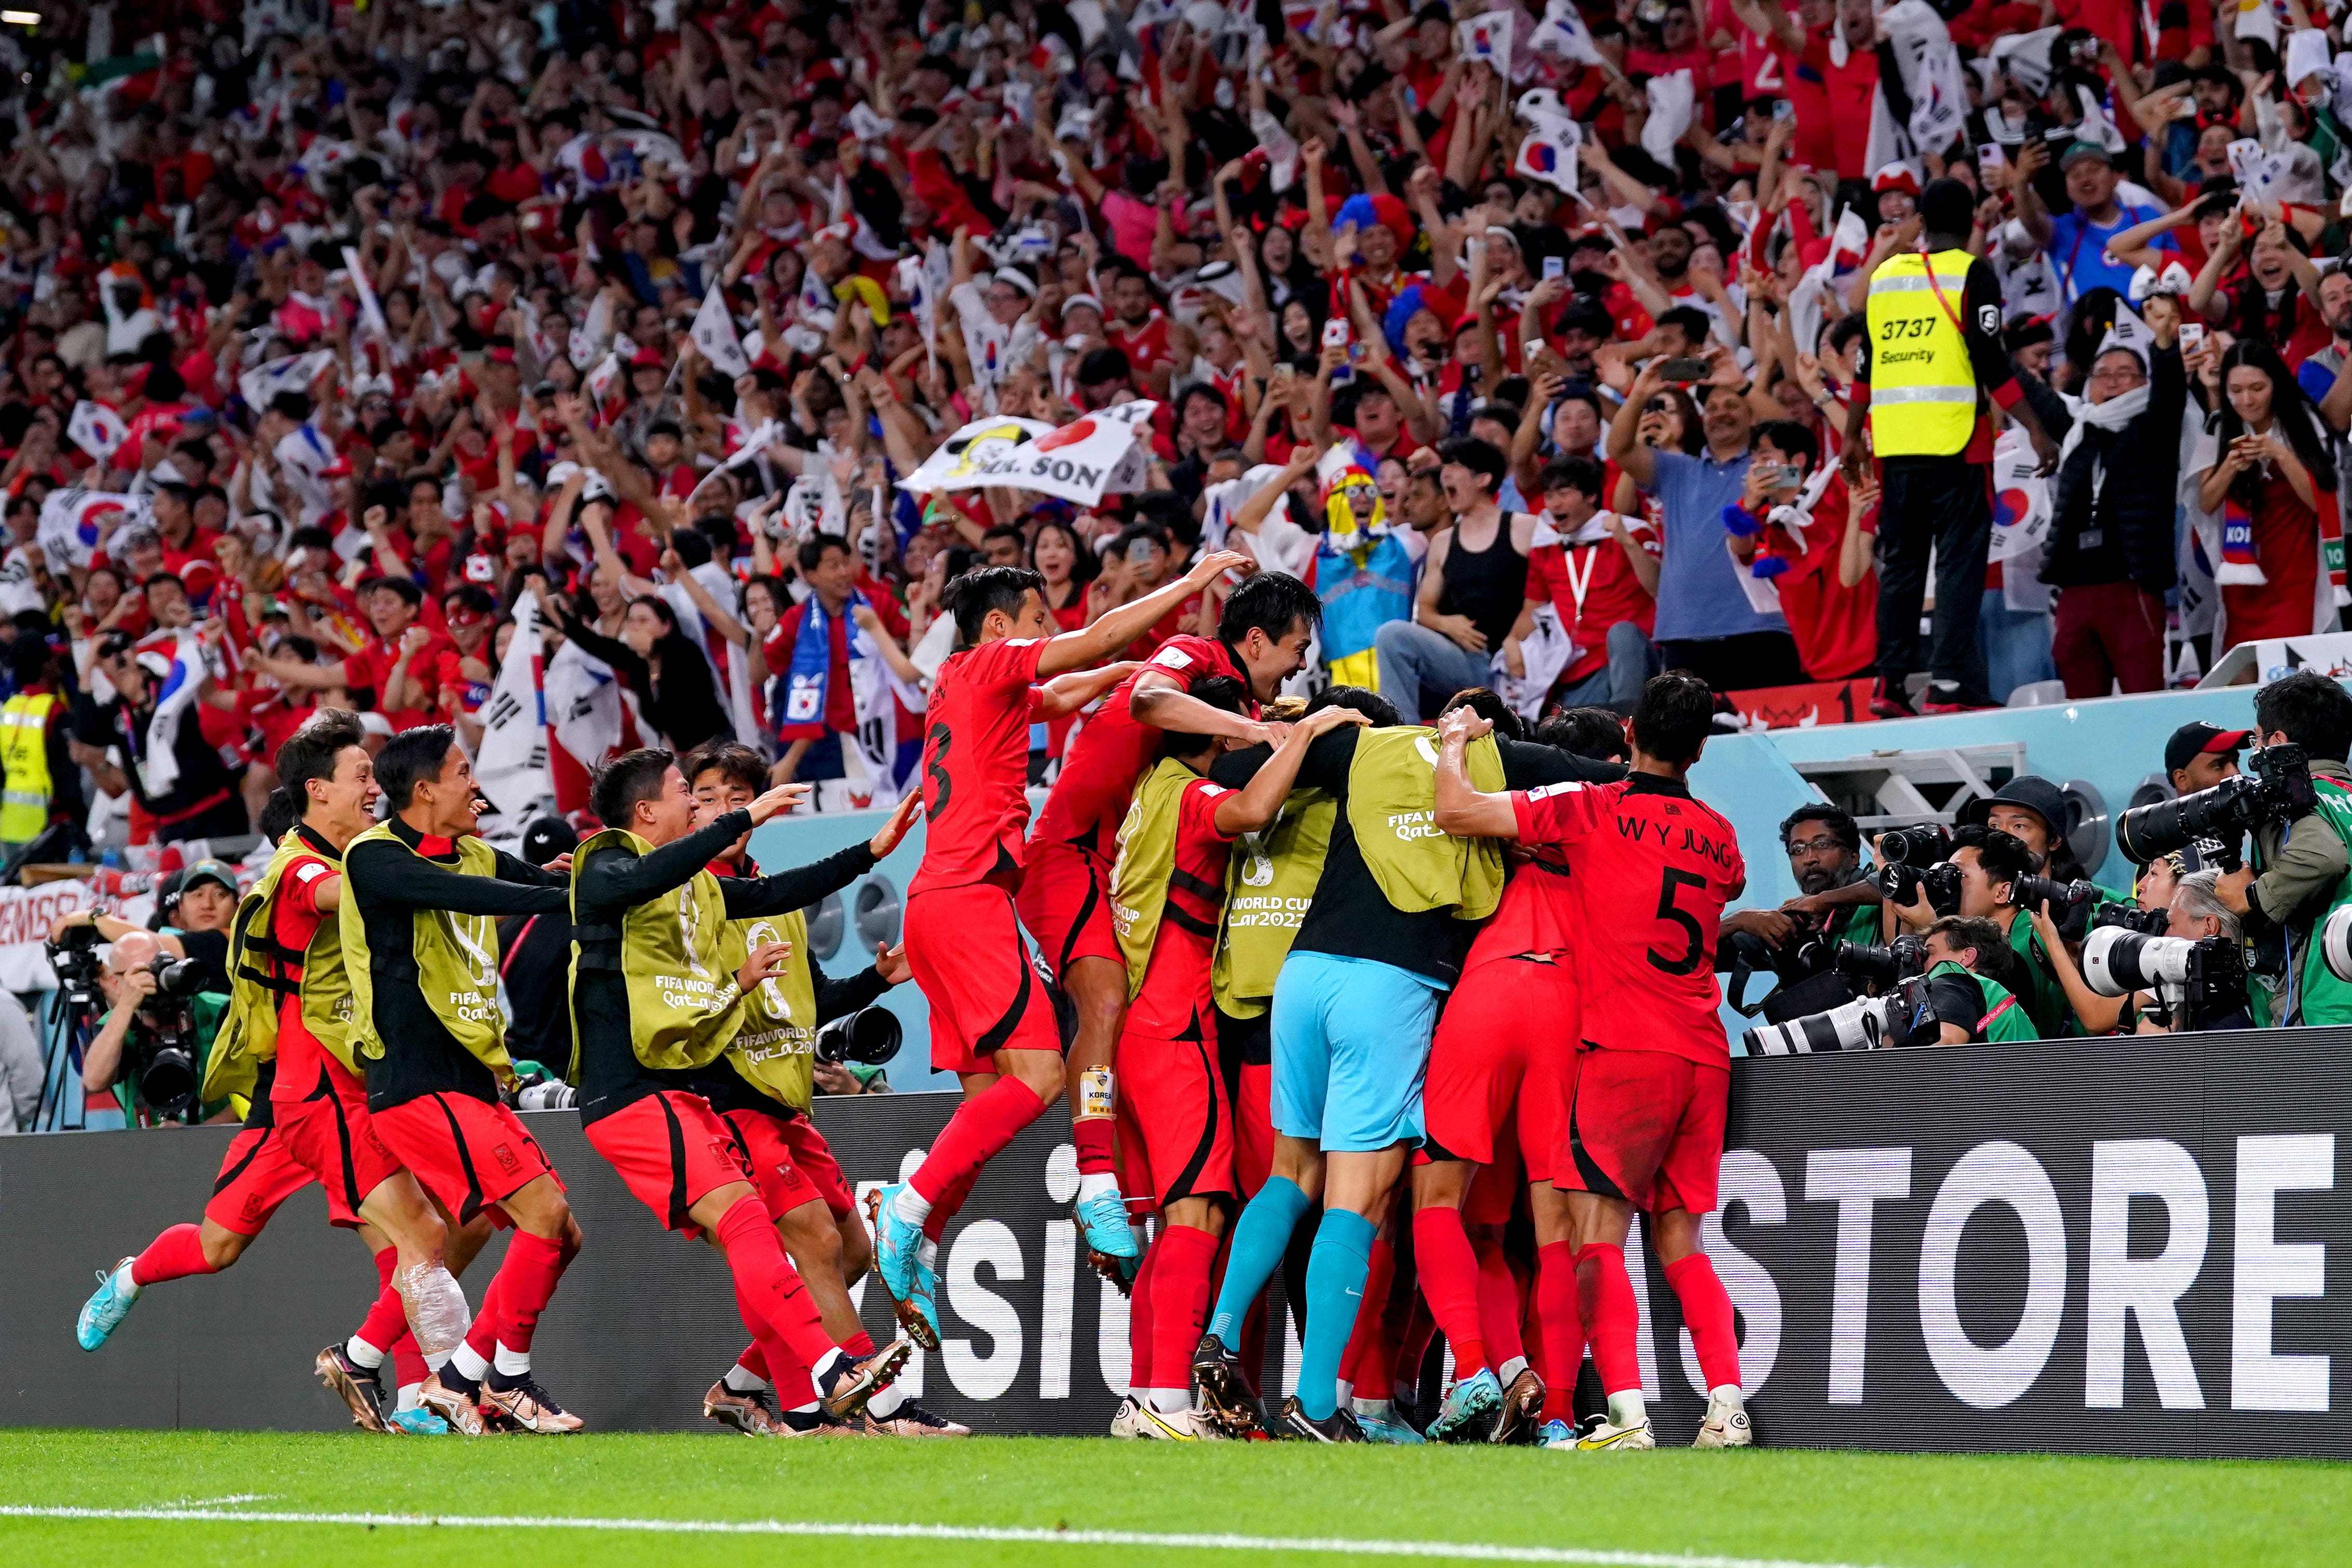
[0,1430,2339,1567]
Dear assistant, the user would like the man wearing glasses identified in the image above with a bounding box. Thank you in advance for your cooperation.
[2039,306,2189,699]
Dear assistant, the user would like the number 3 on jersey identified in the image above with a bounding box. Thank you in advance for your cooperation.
[925,721,953,819]
[1647,868,1708,975]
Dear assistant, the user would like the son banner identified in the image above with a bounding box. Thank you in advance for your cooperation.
[8,1027,2352,1453]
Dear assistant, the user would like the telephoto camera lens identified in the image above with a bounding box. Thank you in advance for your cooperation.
[1877,823,1953,867]
[1741,993,1902,1055]
[815,1006,903,1066]
[2080,926,2198,997]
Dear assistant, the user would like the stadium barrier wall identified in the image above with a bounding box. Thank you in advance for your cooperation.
[6,1023,2350,1454]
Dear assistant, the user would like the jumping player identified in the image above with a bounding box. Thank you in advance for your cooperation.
[567,749,912,1430]
[1019,574,1320,1264]
[1104,676,1366,1438]
[871,547,1251,1348]
[1431,672,1754,1451]
[343,725,582,1435]
[681,743,968,1438]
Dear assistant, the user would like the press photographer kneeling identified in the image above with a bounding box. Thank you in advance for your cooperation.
[74,927,233,1125]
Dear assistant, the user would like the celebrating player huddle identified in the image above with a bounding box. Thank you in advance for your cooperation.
[73,564,1753,1451]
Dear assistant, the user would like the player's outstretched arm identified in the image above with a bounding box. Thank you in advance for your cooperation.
[1431,706,1519,840]
[1036,660,1146,718]
[350,839,570,916]
[1130,671,1277,745]
[1035,549,1253,677]
[1213,705,1366,836]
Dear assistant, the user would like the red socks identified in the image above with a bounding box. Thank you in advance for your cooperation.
[1149,1225,1218,1400]
[1127,1231,1161,1391]
[1665,1251,1741,1391]
[1578,1242,1642,1397]
[1410,1207,1486,1375]
[130,1223,214,1287]
[1072,1115,1116,1177]
[717,1196,836,1371]
[1535,1240,1587,1421]
[464,1228,569,1364]
[1475,1240,1526,1370]
[912,1077,1047,1214]
[354,1248,409,1353]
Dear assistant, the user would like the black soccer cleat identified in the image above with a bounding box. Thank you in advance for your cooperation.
[314,1343,391,1434]
[1276,1395,1366,1443]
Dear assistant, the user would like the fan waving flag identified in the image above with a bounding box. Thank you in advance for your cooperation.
[238,350,334,414]
[67,401,129,465]
[474,594,552,825]
[1532,0,1606,65]
[137,630,208,797]
[1515,120,1582,194]
[1458,8,1517,70]
[38,488,145,573]
[690,285,751,378]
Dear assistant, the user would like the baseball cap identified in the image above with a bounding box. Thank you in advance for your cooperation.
[521,816,579,868]
[179,858,239,896]
[2060,140,2115,170]
[2164,722,2251,775]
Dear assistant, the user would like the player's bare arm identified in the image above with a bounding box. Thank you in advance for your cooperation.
[1035,661,1147,718]
[1211,706,1366,836]
[1034,549,1252,676]
[1431,706,1518,840]
[1130,669,1277,745]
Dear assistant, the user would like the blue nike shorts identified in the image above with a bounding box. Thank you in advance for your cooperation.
[1268,951,1444,1152]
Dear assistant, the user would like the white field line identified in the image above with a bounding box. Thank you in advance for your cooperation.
[0,1504,1926,1568]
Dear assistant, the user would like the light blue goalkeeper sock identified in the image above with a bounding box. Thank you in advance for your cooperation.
[1205,1176,1311,1348]
[1296,1207,1377,1422]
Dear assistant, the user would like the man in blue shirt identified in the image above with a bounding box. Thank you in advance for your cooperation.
[2016,140,2174,306]
[1604,364,1805,692]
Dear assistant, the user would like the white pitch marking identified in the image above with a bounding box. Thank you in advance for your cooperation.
[0,1504,1928,1568]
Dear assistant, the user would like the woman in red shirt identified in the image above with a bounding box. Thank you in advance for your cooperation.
[2195,340,2340,646]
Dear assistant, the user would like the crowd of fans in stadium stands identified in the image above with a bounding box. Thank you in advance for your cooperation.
[0,0,2349,861]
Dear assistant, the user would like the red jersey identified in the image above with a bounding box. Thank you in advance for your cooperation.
[1461,851,1580,973]
[1031,634,1241,859]
[1512,775,1743,1066]
[1125,776,1236,1038]
[909,636,1048,895]
[266,840,341,1104]
[1764,478,1876,681]
[1527,516,1660,685]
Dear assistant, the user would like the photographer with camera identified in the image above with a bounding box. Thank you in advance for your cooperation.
[2166,723,2247,800]
[2148,871,2255,1031]
[1883,825,2070,1036]
[2207,673,2352,1025]
[1908,917,2038,1046]
[79,928,227,1125]
[1719,805,1884,1020]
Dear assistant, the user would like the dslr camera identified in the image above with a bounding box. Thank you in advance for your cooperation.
[816,1005,902,1068]
[2091,902,2171,937]
[1875,822,1963,916]
[45,921,104,1011]
[2081,925,2248,1031]
[1832,934,1928,990]
[1742,978,1929,1055]
[2117,744,2316,864]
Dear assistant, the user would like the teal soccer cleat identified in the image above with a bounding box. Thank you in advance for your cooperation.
[386,1407,453,1435]
[1073,1188,1141,1262]
[1353,1402,1426,1444]
[1537,1417,1578,1449]
[75,1258,141,1351]
[868,1183,939,1350]
[1427,1367,1504,1442]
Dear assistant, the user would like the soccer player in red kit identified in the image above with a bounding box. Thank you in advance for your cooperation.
[1019,573,1320,1266]
[1414,701,1629,1446]
[1432,672,1755,1451]
[871,548,1250,1348]
[1105,678,1365,1439]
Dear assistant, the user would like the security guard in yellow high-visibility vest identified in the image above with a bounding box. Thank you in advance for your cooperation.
[1842,178,2057,714]
[0,636,80,852]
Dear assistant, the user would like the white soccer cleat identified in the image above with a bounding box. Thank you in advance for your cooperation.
[1694,1388,1753,1448]
[1109,1395,1148,1439]
[1566,1414,1656,1451]
[1135,1402,1223,1441]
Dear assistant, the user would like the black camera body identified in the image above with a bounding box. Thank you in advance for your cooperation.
[815,1006,902,1067]
[1834,935,1928,990]
[2117,744,2316,864]
[2092,902,2171,937]
[1877,858,1963,917]
[1877,823,1953,868]
[46,922,103,1010]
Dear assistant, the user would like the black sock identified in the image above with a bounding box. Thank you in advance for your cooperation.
[441,1366,481,1396]
[779,1407,825,1434]
[485,1367,529,1394]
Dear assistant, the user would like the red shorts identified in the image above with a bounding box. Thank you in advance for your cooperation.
[907,883,1062,1075]
[584,1090,756,1240]
[276,1058,403,1229]
[719,1104,857,1222]
[1232,1060,1274,1199]
[1112,1022,1236,1208]
[1424,957,1577,1182]
[202,1123,316,1237]
[1015,841,1119,982]
[373,1091,561,1229]
[1559,1048,1729,1215]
